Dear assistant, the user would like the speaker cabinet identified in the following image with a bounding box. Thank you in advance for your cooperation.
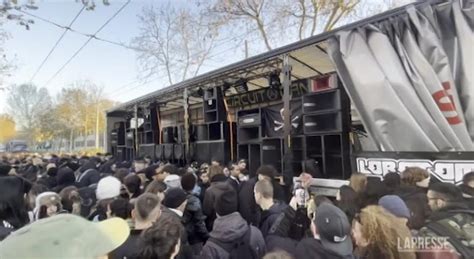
[163,127,176,143]
[303,112,341,134]
[174,144,185,160]
[195,124,208,141]
[163,144,174,160]
[194,142,209,164]
[238,113,261,126]
[139,144,155,159]
[156,144,164,161]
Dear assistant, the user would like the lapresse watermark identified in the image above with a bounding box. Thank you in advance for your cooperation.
[398,237,452,252]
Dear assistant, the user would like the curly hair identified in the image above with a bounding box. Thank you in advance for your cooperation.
[356,205,413,259]
[138,217,183,259]
[349,173,367,193]
[401,167,429,186]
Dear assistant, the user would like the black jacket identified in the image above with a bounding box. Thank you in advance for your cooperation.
[183,192,209,244]
[227,176,240,193]
[161,207,194,259]
[259,201,289,238]
[202,174,229,230]
[238,177,260,226]
[295,238,354,259]
[76,169,100,188]
[109,229,143,259]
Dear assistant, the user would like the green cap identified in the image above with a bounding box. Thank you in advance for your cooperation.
[0,214,130,259]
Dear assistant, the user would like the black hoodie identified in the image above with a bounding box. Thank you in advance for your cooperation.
[259,200,289,238]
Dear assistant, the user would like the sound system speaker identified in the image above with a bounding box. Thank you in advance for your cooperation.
[163,127,176,143]
[139,144,155,159]
[208,141,227,165]
[187,143,195,161]
[174,144,185,160]
[195,124,208,141]
[155,144,164,161]
[164,144,174,160]
[194,142,209,164]
[238,113,261,126]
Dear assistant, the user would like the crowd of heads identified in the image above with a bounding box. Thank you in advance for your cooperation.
[0,152,473,259]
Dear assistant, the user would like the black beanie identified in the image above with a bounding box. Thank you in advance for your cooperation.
[163,188,187,209]
[215,183,238,216]
[0,164,12,177]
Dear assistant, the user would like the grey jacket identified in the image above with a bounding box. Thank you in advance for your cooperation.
[201,212,266,259]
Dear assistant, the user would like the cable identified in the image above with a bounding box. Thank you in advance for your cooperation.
[42,0,131,87]
[28,5,86,82]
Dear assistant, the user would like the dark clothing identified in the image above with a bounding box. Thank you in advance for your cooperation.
[198,181,210,204]
[227,177,240,192]
[259,201,289,238]
[109,229,143,259]
[295,238,354,259]
[395,185,431,230]
[203,175,230,231]
[271,180,286,202]
[0,221,14,241]
[265,235,298,255]
[76,169,100,188]
[52,167,76,193]
[161,207,194,259]
[201,212,266,259]
[460,184,474,209]
[238,177,260,226]
[183,192,209,245]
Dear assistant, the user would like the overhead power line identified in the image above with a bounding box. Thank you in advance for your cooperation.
[41,0,131,87]
[28,5,86,82]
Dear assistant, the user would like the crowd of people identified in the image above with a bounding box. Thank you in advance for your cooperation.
[0,152,473,259]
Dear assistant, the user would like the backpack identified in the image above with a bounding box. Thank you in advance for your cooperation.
[207,226,256,259]
[424,210,474,259]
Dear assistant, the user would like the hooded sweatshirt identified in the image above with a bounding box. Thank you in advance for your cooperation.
[201,212,266,259]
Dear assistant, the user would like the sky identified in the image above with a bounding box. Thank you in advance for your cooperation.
[0,0,240,113]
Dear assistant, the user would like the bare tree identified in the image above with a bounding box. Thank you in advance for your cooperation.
[6,83,52,142]
[132,3,221,85]
[205,0,413,51]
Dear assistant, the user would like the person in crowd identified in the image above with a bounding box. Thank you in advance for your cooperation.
[163,187,188,220]
[108,198,133,220]
[257,165,286,202]
[335,185,358,223]
[138,217,183,259]
[197,166,210,203]
[352,205,415,259]
[89,176,122,221]
[110,193,162,259]
[181,172,209,253]
[76,159,101,188]
[165,174,182,189]
[201,183,266,259]
[255,179,289,238]
[0,163,11,177]
[52,166,76,193]
[0,176,31,240]
[133,157,148,173]
[401,167,431,191]
[162,187,194,259]
[33,192,65,220]
[227,161,242,192]
[358,177,387,208]
[239,170,260,226]
[203,165,229,230]
[349,172,367,194]
[238,159,249,181]
[0,214,130,259]
[295,203,354,259]
[40,163,58,189]
[27,183,49,211]
[382,172,401,194]
[459,171,474,209]
[114,167,130,183]
[145,179,167,201]
[418,182,473,258]
[124,174,142,199]
[59,186,82,215]
[378,195,411,227]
